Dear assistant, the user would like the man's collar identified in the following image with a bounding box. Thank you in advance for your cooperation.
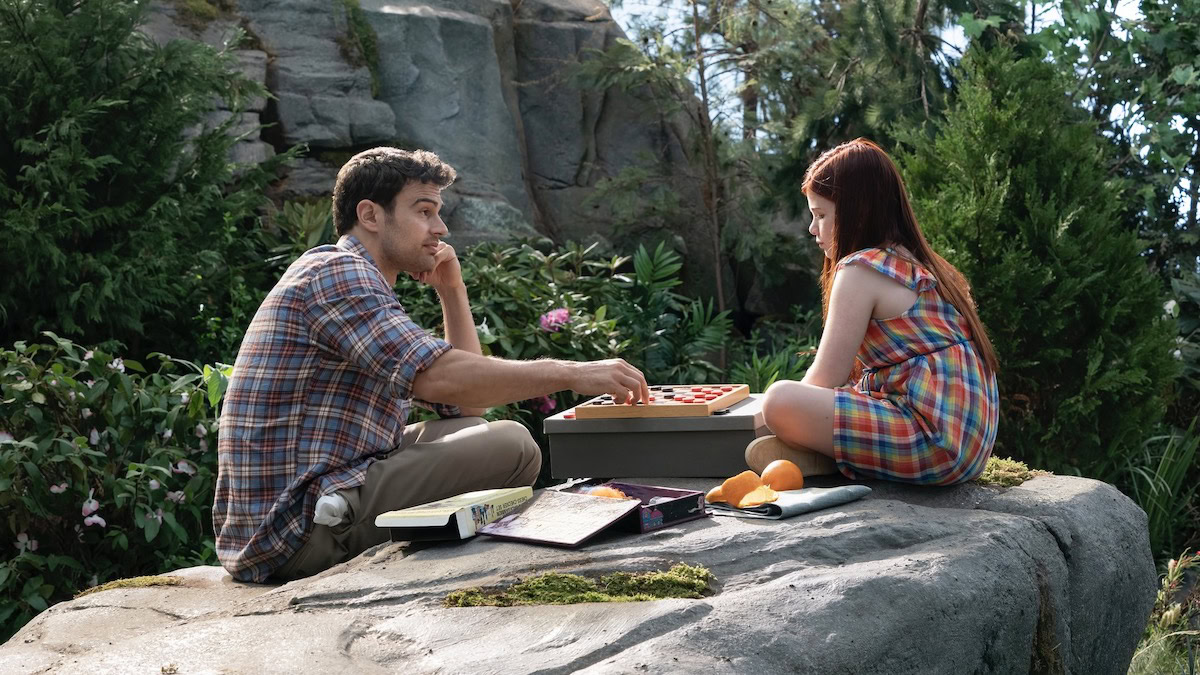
[337,234,381,272]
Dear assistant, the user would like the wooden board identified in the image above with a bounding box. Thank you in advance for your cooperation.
[573,384,750,419]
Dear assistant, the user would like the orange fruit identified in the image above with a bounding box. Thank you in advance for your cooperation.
[761,459,804,491]
[705,486,725,503]
[737,484,780,508]
[718,470,763,507]
[588,486,630,499]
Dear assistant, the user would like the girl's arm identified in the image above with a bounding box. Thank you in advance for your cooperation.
[802,265,879,388]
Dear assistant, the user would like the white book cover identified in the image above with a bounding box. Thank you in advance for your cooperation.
[374,486,533,538]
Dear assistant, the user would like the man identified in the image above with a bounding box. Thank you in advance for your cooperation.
[214,147,650,583]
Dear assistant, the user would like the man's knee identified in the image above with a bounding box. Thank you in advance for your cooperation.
[488,420,541,484]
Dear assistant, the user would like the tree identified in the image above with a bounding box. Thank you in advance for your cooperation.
[0,0,287,359]
[1031,0,1200,278]
[895,46,1179,478]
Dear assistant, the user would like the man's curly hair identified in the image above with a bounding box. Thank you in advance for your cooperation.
[331,148,457,235]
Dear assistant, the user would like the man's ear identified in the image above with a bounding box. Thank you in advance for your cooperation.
[355,199,383,233]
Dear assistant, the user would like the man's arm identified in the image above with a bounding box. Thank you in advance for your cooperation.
[411,350,650,410]
[435,284,486,416]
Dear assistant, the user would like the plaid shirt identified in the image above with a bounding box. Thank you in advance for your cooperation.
[214,235,459,582]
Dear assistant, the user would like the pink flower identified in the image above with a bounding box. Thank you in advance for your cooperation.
[84,514,106,528]
[14,532,37,552]
[49,482,67,494]
[108,358,125,373]
[146,508,163,524]
[531,395,557,414]
[81,489,99,517]
[149,479,161,490]
[83,350,94,361]
[538,307,570,333]
[172,460,195,476]
[194,423,207,438]
[180,392,189,404]
[198,438,208,453]
[81,408,92,419]
[166,491,186,504]
[161,428,173,440]
[89,428,100,445]
[0,430,13,443]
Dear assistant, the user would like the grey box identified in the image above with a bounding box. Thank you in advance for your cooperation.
[544,394,770,478]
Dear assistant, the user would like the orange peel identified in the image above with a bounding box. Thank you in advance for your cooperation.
[705,486,725,503]
[737,484,780,508]
[716,470,763,506]
[588,486,630,499]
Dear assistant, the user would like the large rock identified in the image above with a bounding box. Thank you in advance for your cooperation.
[0,475,1156,673]
[141,0,719,270]
[237,0,397,148]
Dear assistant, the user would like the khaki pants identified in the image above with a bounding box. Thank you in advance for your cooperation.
[274,417,541,581]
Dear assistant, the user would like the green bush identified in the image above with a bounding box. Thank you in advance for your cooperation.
[728,308,820,393]
[396,239,732,389]
[0,334,226,642]
[895,46,1179,480]
[0,0,289,360]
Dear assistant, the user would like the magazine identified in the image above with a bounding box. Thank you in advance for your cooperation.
[708,485,872,519]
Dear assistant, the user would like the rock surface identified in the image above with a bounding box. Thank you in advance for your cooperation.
[0,475,1156,674]
[140,0,723,289]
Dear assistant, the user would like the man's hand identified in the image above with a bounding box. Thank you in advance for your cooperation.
[409,242,463,293]
[569,359,651,404]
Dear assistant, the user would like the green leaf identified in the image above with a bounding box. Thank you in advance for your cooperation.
[30,392,45,404]
[162,511,188,542]
[145,517,160,542]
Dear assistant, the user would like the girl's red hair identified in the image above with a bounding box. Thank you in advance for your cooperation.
[802,138,999,374]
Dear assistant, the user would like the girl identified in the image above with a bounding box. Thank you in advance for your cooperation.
[746,138,999,485]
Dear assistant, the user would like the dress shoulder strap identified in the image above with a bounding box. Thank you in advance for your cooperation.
[835,247,937,293]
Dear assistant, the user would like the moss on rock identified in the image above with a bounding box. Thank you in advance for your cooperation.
[444,563,714,607]
[977,456,1051,488]
[75,575,184,599]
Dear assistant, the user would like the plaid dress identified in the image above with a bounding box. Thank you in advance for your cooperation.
[832,247,998,485]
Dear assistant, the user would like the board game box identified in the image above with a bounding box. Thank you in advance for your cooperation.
[544,392,769,478]
[476,482,708,547]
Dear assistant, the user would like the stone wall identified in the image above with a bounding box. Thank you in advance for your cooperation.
[144,0,718,297]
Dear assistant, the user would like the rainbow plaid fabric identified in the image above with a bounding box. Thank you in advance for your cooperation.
[832,247,998,485]
[214,235,458,582]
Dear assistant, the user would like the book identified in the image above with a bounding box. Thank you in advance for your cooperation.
[707,485,872,520]
[374,486,533,541]
[477,488,644,547]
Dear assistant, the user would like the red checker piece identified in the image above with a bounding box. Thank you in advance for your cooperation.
[721,386,733,391]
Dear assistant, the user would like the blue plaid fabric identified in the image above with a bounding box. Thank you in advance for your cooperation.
[214,235,458,582]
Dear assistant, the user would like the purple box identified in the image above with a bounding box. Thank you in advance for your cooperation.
[567,481,708,533]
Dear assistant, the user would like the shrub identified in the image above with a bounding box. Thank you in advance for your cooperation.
[729,308,820,393]
[894,46,1179,480]
[0,334,226,642]
[396,238,732,391]
[0,0,290,360]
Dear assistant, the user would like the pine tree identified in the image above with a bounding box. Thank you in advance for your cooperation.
[894,46,1179,478]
